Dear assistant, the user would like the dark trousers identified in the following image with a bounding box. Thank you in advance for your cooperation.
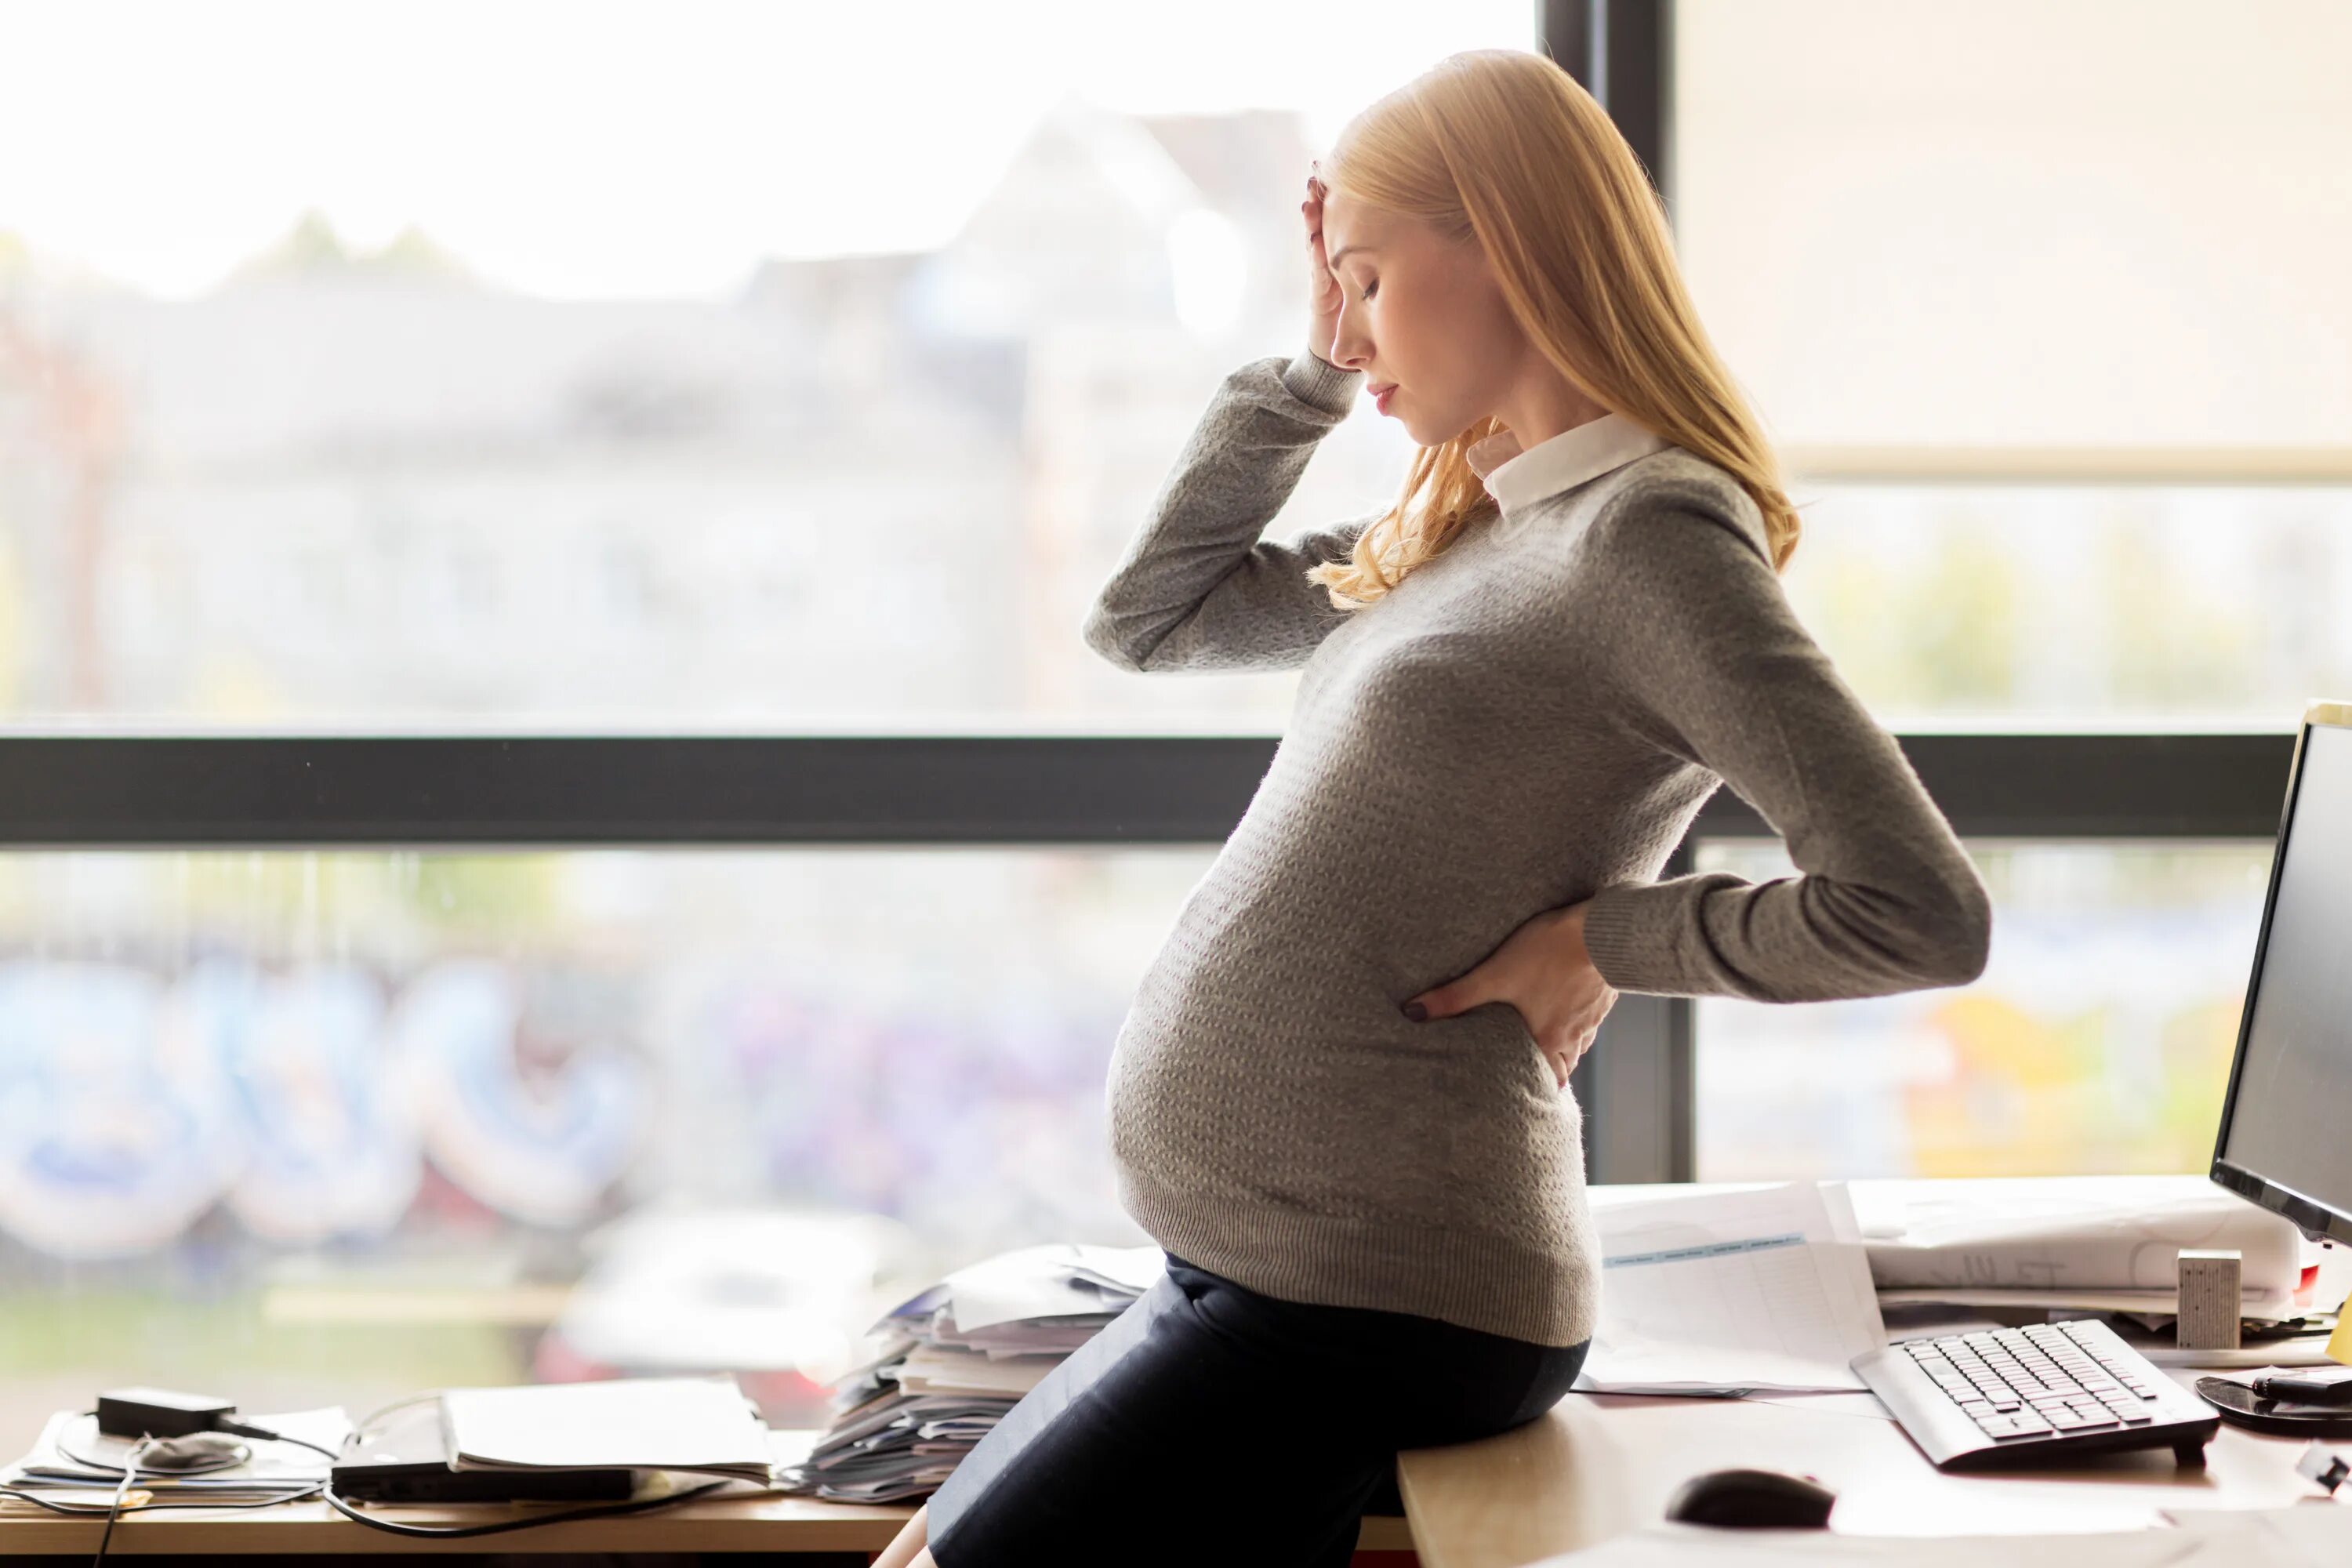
[927,1251,1591,1568]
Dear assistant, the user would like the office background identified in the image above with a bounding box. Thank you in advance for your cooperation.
[0,0,2344,1446]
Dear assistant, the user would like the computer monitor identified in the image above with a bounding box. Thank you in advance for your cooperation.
[2209,701,2352,1247]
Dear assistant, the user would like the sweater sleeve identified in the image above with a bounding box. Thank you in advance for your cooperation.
[1575,475,1992,1002]
[1080,350,1375,674]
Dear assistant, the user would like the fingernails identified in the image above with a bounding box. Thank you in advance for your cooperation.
[1402,1002,1427,1022]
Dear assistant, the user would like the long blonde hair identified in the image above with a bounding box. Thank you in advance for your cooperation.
[1305,49,1798,608]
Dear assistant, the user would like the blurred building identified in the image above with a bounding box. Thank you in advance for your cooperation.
[0,99,1418,727]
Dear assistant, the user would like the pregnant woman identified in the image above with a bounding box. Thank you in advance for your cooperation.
[879,47,1991,1568]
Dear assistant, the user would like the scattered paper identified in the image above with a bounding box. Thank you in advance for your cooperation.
[1577,1182,1886,1395]
[927,1243,1163,1335]
[1528,1519,2343,1566]
[2,1407,351,1507]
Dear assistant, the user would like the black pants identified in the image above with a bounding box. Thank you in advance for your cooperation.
[927,1251,1590,1568]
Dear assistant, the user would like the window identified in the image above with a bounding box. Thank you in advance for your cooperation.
[1694,840,2269,1180]
[0,0,1544,1439]
[1667,0,2341,1178]
[1673,0,2352,724]
[0,0,1535,725]
[0,844,1207,1436]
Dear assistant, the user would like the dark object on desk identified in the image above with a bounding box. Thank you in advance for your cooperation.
[2205,703,2352,1258]
[2196,1375,2352,1438]
[95,1386,236,1439]
[1663,1468,1837,1529]
[330,1399,633,1504]
[1854,1319,2220,1471]
[2252,1363,2352,1404]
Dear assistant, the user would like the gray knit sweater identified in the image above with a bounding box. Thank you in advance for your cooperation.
[1080,350,1991,1347]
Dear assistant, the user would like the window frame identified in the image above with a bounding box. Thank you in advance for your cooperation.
[1548,0,2312,1175]
[0,728,2297,1187]
[0,2,2309,1185]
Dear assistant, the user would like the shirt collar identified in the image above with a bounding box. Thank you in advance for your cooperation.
[1466,412,1672,517]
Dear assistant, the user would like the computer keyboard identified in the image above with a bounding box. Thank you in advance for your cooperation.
[1852,1319,2220,1471]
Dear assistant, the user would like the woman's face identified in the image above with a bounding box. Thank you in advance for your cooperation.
[1316,187,1527,445]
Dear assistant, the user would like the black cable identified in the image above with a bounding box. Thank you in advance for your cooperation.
[42,1408,323,1564]
[216,1421,343,1462]
[42,1398,746,1545]
[54,1413,248,1479]
[310,1388,742,1539]
[0,1484,324,1517]
[318,1475,734,1537]
[92,1435,157,1568]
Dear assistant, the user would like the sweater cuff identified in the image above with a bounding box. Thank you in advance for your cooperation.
[1280,349,1363,416]
[1580,880,1695,996]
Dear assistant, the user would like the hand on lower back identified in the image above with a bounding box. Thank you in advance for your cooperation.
[1402,902,1619,1088]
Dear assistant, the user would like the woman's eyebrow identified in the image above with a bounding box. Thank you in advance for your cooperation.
[1327,243,1378,266]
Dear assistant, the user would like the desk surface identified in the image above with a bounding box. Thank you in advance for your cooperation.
[1396,1367,2329,1568]
[0,1375,2320,1561]
[0,1449,1417,1556]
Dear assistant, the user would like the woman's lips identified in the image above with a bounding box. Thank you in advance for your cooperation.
[1371,383,1398,413]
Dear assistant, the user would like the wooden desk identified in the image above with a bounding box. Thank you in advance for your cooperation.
[0,1439,1417,1559]
[1396,1369,2330,1568]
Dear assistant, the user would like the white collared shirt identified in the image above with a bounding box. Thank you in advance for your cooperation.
[1467,412,1673,519]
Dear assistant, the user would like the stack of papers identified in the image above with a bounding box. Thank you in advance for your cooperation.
[1,1407,351,1510]
[1851,1175,2310,1319]
[1579,1182,1887,1396]
[782,1243,1163,1503]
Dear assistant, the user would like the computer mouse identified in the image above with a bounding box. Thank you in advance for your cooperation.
[1662,1467,1838,1529]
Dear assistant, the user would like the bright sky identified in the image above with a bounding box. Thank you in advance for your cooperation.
[0,0,1536,298]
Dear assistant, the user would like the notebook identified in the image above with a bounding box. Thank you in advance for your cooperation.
[437,1374,774,1483]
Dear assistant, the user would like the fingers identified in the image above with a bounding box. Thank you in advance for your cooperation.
[1403,964,1453,1019]
[1403,976,1481,1022]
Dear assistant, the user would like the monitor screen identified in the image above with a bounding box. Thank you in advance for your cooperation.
[2216,720,2352,1240]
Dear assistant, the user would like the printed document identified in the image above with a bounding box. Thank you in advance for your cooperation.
[1577,1181,1886,1395]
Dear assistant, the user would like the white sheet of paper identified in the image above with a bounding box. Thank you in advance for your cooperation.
[1577,1182,1886,1395]
[440,1374,769,1476]
[1527,1521,2317,1567]
[938,1243,1163,1333]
